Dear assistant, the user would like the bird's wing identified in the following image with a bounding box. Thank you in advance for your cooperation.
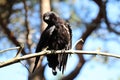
[32,25,55,72]
[58,23,72,73]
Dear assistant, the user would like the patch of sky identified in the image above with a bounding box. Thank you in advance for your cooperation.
[53,2,71,19]
[73,0,99,23]
[107,1,120,23]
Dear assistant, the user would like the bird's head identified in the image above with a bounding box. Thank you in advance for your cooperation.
[43,11,59,25]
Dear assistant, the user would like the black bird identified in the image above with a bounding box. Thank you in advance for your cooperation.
[32,11,72,75]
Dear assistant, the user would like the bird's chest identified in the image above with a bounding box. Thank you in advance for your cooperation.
[48,26,69,49]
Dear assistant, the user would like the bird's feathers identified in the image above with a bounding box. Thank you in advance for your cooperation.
[32,11,72,75]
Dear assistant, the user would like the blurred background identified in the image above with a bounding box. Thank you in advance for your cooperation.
[0,0,120,80]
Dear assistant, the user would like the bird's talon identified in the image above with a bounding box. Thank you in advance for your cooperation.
[51,50,56,54]
[61,49,65,54]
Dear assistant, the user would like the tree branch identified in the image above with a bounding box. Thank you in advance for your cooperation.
[67,1,104,79]
[0,49,120,68]
[23,0,32,52]
[103,1,120,35]
[0,15,27,55]
[15,43,24,57]
[40,0,51,32]
[29,0,52,79]
[0,47,20,54]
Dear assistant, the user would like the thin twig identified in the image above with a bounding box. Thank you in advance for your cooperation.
[0,50,120,68]
[23,0,32,52]
[72,38,84,49]
[15,43,24,57]
[0,10,26,55]
[0,47,20,54]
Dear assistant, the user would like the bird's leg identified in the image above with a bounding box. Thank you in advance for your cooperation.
[61,49,65,54]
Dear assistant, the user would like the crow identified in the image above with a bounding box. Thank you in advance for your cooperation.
[32,11,72,75]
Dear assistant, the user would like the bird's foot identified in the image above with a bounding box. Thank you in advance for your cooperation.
[51,50,56,54]
[61,49,65,54]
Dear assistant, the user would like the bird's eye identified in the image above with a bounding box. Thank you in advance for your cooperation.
[44,16,49,20]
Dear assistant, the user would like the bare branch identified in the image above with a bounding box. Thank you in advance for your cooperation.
[0,15,27,55]
[103,2,120,35]
[29,62,46,80]
[15,43,24,57]
[29,0,52,79]
[23,0,32,52]
[72,39,84,50]
[0,47,20,54]
[0,49,120,68]
[40,0,51,32]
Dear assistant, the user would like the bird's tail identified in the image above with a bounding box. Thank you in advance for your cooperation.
[52,68,57,75]
[58,54,68,74]
[47,54,59,75]
[32,56,40,72]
